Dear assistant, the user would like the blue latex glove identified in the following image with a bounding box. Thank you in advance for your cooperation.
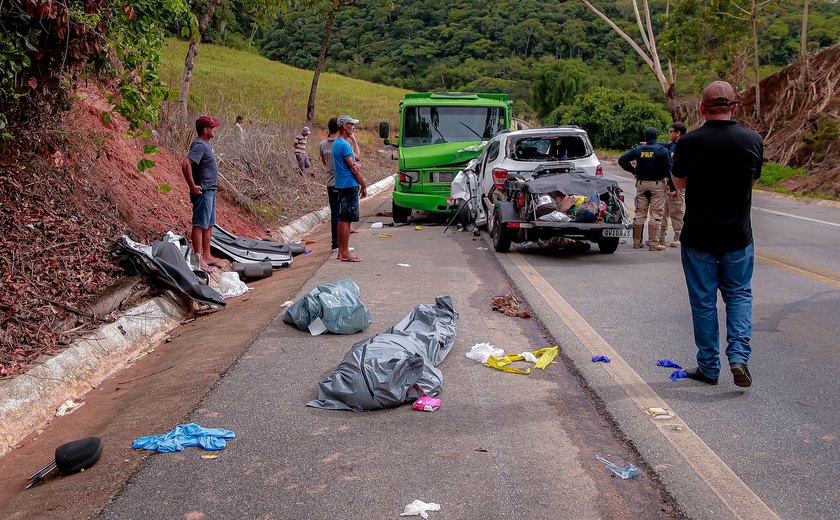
[592,355,611,363]
[657,359,683,369]
[670,370,687,381]
[132,423,235,453]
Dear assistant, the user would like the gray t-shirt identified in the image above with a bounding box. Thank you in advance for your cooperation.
[188,138,218,191]
[319,137,336,187]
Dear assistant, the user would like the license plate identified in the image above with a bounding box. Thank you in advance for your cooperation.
[603,228,631,237]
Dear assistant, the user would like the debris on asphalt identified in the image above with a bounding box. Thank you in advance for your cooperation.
[521,351,538,363]
[218,272,251,299]
[656,359,683,369]
[370,222,384,228]
[283,279,371,335]
[307,296,457,412]
[645,407,674,419]
[591,355,611,363]
[413,395,441,412]
[55,398,85,417]
[379,233,392,238]
[132,423,235,453]
[26,436,104,489]
[398,263,411,267]
[490,294,533,319]
[474,447,489,452]
[280,300,294,308]
[465,343,504,363]
[595,453,640,479]
[414,226,423,230]
[400,499,441,518]
[485,346,558,375]
[670,370,687,381]
[200,454,218,460]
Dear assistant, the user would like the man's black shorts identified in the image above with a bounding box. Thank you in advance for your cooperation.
[337,186,360,222]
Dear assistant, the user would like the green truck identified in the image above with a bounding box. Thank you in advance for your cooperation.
[379,92,513,223]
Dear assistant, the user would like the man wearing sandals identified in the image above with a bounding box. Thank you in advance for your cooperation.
[333,114,367,262]
[181,115,223,269]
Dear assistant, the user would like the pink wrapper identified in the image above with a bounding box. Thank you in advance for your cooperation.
[413,395,441,412]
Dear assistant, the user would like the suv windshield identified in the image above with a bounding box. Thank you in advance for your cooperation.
[511,135,589,161]
[403,106,506,147]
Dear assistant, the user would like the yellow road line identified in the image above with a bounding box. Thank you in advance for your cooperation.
[755,248,840,287]
[508,251,779,520]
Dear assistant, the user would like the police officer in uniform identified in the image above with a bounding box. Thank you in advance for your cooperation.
[618,127,672,251]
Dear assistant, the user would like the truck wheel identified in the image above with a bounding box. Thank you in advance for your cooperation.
[598,236,620,254]
[392,201,411,224]
[492,210,511,253]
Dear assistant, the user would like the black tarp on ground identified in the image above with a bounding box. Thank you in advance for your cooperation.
[210,225,297,268]
[112,235,225,307]
[307,296,458,412]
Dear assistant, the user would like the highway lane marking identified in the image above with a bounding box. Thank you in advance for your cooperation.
[755,249,840,288]
[508,251,780,520]
[754,206,840,227]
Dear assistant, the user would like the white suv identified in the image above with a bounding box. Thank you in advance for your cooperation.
[474,126,602,226]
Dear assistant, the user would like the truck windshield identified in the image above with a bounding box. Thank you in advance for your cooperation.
[402,106,506,147]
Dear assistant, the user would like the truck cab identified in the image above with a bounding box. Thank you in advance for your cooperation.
[380,92,513,223]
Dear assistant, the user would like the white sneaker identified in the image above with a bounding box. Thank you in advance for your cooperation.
[331,247,354,252]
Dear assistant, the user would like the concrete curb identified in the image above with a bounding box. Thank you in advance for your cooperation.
[0,294,188,457]
[753,187,840,208]
[276,175,395,242]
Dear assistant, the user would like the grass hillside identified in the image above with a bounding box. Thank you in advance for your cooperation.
[160,39,411,129]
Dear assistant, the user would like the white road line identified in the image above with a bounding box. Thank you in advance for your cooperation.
[508,252,779,520]
[753,206,840,228]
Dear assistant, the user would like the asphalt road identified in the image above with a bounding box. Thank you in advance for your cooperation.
[99,194,675,520]
[502,163,840,519]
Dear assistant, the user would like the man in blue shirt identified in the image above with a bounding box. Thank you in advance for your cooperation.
[181,115,221,269]
[333,114,367,261]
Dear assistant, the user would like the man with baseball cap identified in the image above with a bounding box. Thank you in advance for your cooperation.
[618,126,672,251]
[671,80,764,388]
[332,114,366,261]
[181,115,222,270]
[293,126,312,173]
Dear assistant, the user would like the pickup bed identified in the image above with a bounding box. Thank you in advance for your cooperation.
[489,169,630,254]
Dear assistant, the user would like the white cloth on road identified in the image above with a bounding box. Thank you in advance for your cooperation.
[400,499,441,518]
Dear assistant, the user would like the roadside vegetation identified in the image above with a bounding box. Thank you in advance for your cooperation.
[160,39,409,129]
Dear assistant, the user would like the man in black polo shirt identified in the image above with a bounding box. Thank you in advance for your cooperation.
[671,80,764,388]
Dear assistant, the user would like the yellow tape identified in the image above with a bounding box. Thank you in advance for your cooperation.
[485,346,559,374]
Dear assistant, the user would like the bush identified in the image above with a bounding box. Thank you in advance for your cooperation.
[549,87,671,149]
[759,163,805,186]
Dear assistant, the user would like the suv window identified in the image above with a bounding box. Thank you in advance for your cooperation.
[486,141,500,162]
[511,135,589,161]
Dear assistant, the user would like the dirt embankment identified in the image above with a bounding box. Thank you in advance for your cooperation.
[739,44,840,196]
[1,89,264,377]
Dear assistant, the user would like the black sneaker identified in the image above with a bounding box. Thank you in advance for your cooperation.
[685,367,719,385]
[730,362,752,388]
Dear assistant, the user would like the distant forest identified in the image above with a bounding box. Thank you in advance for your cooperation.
[202,0,840,119]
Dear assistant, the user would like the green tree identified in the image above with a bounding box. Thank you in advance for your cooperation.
[530,59,592,120]
[550,87,670,149]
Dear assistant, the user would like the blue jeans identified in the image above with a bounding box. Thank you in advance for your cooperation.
[189,190,216,229]
[681,243,754,378]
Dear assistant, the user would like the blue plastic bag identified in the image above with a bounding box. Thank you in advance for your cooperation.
[657,359,683,369]
[670,370,687,381]
[592,355,611,363]
[132,423,235,453]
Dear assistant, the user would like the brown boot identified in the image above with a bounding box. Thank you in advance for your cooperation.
[632,225,643,249]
